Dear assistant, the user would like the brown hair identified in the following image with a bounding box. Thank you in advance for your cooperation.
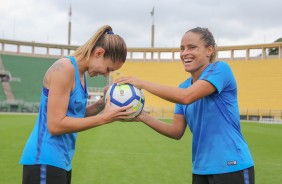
[73,25,127,63]
[187,27,217,62]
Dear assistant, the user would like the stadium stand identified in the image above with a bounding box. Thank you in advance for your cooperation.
[113,59,282,119]
[228,59,282,121]
[1,54,56,102]
[227,59,282,110]
[0,54,107,112]
[0,38,281,120]
[0,84,5,101]
[111,61,188,117]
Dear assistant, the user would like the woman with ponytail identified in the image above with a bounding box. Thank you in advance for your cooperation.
[20,25,132,184]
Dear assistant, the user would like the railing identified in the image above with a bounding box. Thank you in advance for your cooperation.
[240,108,282,122]
[1,38,281,61]
[1,99,281,123]
[0,100,39,113]
[1,39,282,122]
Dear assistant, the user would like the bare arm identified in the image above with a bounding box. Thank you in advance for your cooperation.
[46,62,133,135]
[136,112,187,140]
[85,98,105,117]
[48,97,132,135]
[115,76,216,105]
[85,86,109,117]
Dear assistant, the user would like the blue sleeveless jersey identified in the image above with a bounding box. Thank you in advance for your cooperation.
[20,56,88,171]
[174,61,254,174]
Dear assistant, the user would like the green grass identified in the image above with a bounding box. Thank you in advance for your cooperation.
[0,114,282,183]
[241,123,282,184]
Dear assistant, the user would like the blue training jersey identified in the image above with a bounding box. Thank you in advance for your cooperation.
[174,61,254,174]
[20,56,88,171]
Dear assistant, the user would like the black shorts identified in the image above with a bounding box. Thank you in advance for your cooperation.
[192,166,255,184]
[22,165,72,184]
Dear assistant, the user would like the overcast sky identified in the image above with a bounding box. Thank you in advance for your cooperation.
[0,0,281,48]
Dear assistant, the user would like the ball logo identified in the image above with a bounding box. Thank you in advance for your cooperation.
[119,89,125,96]
[105,84,145,118]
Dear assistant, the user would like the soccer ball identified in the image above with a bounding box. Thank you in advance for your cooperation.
[105,83,145,118]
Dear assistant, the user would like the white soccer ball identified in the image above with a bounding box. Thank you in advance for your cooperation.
[105,84,145,118]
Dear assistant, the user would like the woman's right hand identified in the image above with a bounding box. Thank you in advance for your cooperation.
[114,76,144,89]
[101,96,135,123]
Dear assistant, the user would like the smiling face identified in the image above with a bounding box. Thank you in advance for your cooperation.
[87,47,124,77]
[180,32,214,78]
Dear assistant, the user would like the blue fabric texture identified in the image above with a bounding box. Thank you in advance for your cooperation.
[174,61,254,174]
[20,56,88,171]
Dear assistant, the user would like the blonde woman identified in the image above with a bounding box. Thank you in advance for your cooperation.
[20,25,133,184]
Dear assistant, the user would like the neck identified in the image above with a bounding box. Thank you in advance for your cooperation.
[191,63,210,83]
[76,58,87,76]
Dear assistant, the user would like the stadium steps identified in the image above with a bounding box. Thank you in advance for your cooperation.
[0,54,56,102]
[0,54,108,103]
[111,61,188,110]
[0,55,15,101]
[1,53,281,118]
[0,56,4,71]
[113,59,282,119]
[2,82,15,102]
[227,59,282,110]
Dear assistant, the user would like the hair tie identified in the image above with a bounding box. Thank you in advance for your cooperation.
[107,31,114,34]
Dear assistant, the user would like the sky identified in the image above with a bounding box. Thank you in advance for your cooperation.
[0,0,281,48]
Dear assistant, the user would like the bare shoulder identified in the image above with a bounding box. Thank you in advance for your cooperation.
[43,58,75,88]
[49,58,74,72]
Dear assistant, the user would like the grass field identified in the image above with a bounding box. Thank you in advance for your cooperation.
[1,114,282,184]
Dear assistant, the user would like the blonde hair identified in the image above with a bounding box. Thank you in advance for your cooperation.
[73,25,127,63]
